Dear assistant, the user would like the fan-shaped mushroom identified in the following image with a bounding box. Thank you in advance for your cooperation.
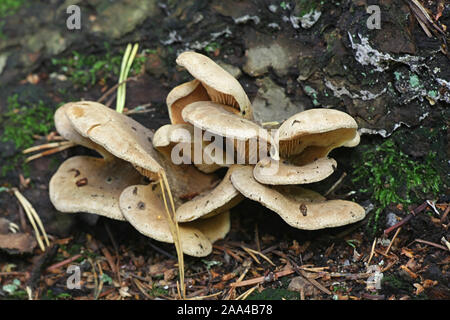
[119,184,230,257]
[182,101,279,164]
[152,123,224,173]
[230,166,366,230]
[253,157,337,185]
[50,103,146,220]
[277,108,359,165]
[49,156,144,221]
[169,51,253,123]
[175,165,244,222]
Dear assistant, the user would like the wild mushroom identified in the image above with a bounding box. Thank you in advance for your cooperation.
[50,103,145,220]
[277,108,359,165]
[153,125,243,221]
[54,103,112,160]
[175,165,244,222]
[64,101,220,206]
[50,156,144,221]
[182,101,279,164]
[152,123,224,173]
[230,165,366,230]
[253,156,337,185]
[166,79,211,124]
[63,101,163,180]
[119,184,230,257]
[168,51,253,123]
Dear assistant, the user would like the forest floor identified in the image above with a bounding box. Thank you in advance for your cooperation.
[0,0,449,300]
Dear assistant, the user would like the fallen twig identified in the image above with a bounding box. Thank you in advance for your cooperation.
[97,77,137,104]
[440,237,450,251]
[367,237,377,265]
[324,172,347,197]
[384,201,428,235]
[46,254,82,272]
[413,239,449,251]
[229,268,294,288]
[384,227,402,255]
[440,205,449,224]
[236,284,258,300]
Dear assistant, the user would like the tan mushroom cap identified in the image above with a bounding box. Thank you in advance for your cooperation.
[153,123,194,148]
[343,131,360,147]
[49,156,144,221]
[64,101,163,178]
[176,165,244,222]
[182,101,279,163]
[166,80,211,124]
[189,210,231,244]
[176,51,253,119]
[278,108,358,161]
[55,103,112,160]
[119,184,230,257]
[253,157,337,185]
[153,123,224,173]
[230,166,366,230]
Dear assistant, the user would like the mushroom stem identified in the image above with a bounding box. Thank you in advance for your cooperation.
[157,170,185,299]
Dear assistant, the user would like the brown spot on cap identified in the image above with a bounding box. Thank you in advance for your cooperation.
[69,168,80,177]
[300,203,308,216]
[137,201,146,210]
[76,178,88,187]
[71,106,85,118]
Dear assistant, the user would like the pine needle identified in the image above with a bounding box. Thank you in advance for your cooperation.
[12,188,50,251]
[158,170,185,299]
[24,142,76,163]
[116,43,139,114]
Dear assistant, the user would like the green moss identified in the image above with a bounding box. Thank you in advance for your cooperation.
[42,289,72,300]
[1,94,54,149]
[295,0,320,16]
[0,0,25,18]
[147,284,169,298]
[247,288,300,300]
[352,137,441,234]
[51,44,146,88]
[0,94,55,177]
[204,42,221,55]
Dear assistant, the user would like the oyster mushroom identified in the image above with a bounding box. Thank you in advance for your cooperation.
[277,108,359,165]
[54,103,112,160]
[169,51,253,123]
[49,156,144,221]
[65,101,221,204]
[152,123,223,173]
[182,101,279,164]
[64,101,163,180]
[166,80,211,124]
[175,165,244,222]
[153,125,243,221]
[50,103,145,220]
[253,157,337,185]
[119,184,230,257]
[230,166,366,230]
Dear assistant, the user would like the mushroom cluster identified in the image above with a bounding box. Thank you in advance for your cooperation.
[49,51,366,257]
